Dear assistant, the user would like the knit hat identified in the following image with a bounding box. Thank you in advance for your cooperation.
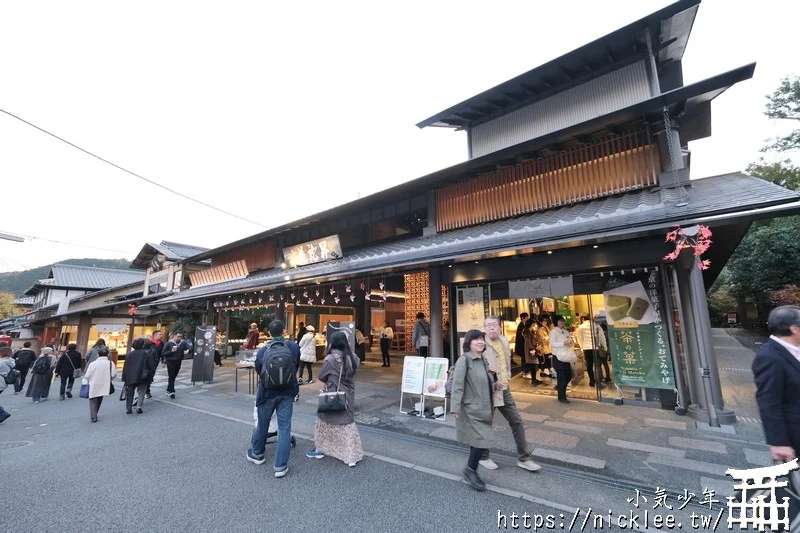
[41,346,53,355]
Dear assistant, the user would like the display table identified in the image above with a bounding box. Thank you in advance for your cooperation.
[235,363,257,394]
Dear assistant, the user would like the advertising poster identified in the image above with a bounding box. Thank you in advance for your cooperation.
[456,287,487,332]
[192,325,216,383]
[401,356,425,394]
[603,271,675,390]
[325,321,356,354]
[423,358,449,398]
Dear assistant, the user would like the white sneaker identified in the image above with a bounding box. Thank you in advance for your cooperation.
[517,459,542,472]
[274,467,288,478]
[479,458,499,470]
[522,373,531,378]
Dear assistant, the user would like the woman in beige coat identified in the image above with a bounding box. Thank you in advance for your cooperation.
[450,329,499,492]
[83,348,117,423]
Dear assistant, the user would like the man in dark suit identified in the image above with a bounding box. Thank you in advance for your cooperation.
[752,305,800,462]
[514,312,529,369]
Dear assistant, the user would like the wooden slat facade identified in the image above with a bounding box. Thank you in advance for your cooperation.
[189,260,249,288]
[436,128,661,232]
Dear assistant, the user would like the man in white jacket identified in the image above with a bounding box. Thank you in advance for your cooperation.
[577,315,608,389]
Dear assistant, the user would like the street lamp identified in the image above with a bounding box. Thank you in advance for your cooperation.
[0,232,24,243]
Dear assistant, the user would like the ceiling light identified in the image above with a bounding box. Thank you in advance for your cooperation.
[593,245,598,249]
[547,251,553,255]
[474,261,479,264]
[448,265,452,268]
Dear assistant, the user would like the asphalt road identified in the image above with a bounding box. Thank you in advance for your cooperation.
[1,389,602,533]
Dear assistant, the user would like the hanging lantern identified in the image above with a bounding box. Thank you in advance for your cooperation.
[329,287,336,295]
[382,291,388,301]
[321,297,326,305]
[379,281,385,290]
[303,290,308,298]
[269,295,275,302]
[365,294,371,301]
[307,299,314,305]
[280,294,284,301]
[291,293,296,300]
[334,296,341,304]
[315,289,320,297]
[346,285,352,293]
[349,294,355,302]
[258,297,263,304]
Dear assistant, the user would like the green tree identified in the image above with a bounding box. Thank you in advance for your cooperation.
[0,291,15,318]
[727,217,800,321]
[746,159,800,191]
[763,75,800,152]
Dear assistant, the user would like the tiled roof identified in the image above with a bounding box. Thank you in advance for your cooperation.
[150,173,800,305]
[48,264,145,290]
[152,241,209,261]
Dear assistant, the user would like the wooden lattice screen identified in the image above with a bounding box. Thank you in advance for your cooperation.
[436,128,661,232]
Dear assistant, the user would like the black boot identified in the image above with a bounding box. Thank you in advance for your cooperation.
[463,467,486,491]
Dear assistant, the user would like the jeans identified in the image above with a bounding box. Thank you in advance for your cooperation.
[60,374,75,396]
[481,388,533,462]
[14,367,29,393]
[166,359,182,393]
[250,395,294,472]
[298,362,313,381]
[125,384,147,411]
[553,358,572,400]
[380,339,391,366]
[467,446,486,471]
[0,389,7,418]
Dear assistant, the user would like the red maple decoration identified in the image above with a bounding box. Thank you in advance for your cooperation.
[663,225,713,270]
[128,304,138,316]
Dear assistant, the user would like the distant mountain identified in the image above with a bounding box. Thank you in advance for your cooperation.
[0,258,132,296]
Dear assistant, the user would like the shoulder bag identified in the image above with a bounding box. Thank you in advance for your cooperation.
[66,353,83,379]
[418,323,430,348]
[108,360,115,395]
[317,356,347,413]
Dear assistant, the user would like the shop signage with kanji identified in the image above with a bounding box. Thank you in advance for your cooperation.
[283,234,344,268]
[603,272,676,390]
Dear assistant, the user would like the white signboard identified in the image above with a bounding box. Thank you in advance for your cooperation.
[509,276,574,298]
[423,358,449,398]
[283,234,344,268]
[456,287,485,331]
[401,356,425,394]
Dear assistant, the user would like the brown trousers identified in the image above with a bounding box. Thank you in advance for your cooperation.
[89,396,104,420]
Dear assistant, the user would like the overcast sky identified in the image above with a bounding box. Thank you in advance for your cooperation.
[1,0,797,273]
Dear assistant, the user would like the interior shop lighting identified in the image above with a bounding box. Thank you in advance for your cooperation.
[547,251,553,254]
[593,245,599,249]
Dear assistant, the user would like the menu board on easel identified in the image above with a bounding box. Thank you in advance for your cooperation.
[422,358,449,398]
[401,356,425,394]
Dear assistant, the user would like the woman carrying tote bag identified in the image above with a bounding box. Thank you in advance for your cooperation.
[83,348,117,423]
[549,316,576,404]
[305,331,363,467]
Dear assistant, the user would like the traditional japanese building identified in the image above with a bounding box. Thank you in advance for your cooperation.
[146,0,800,424]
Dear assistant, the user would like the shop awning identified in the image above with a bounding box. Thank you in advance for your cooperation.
[144,173,800,308]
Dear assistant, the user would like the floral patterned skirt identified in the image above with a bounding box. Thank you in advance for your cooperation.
[314,418,364,464]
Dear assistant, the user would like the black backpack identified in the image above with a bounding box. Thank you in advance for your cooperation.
[260,341,296,389]
[14,349,35,368]
[32,356,51,375]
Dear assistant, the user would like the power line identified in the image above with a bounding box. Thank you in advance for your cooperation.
[0,255,30,270]
[0,108,268,229]
[0,230,136,255]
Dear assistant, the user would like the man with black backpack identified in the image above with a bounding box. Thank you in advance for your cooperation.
[12,341,36,394]
[246,319,300,478]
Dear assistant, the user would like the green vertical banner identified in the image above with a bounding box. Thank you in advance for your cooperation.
[603,272,675,390]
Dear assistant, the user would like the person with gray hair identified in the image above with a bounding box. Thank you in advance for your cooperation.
[752,305,800,463]
[122,337,157,414]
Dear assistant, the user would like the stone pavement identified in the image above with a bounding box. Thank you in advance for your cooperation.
[150,328,769,502]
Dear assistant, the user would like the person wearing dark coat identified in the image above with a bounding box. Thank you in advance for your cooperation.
[122,338,157,414]
[54,344,82,400]
[753,306,800,463]
[161,332,191,399]
[26,347,58,403]
[12,341,36,394]
[145,331,164,399]
[514,312,529,365]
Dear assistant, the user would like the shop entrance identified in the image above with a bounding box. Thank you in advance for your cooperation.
[454,268,679,408]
